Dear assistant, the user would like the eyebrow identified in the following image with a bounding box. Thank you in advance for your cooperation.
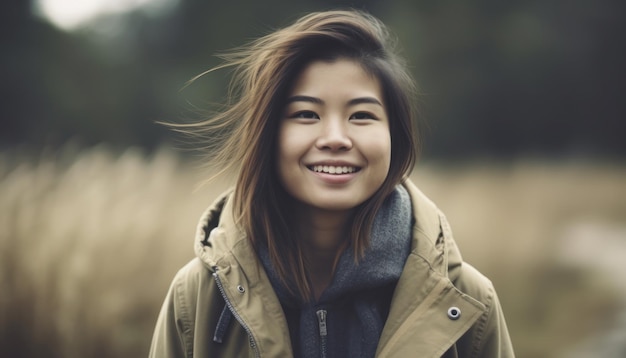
[348,97,383,107]
[286,95,383,107]
[286,95,323,105]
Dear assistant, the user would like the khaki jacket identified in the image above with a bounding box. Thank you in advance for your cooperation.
[149,180,515,357]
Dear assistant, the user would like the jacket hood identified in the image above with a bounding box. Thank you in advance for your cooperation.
[193,179,464,283]
[188,179,495,358]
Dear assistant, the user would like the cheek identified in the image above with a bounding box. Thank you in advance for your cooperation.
[366,131,392,169]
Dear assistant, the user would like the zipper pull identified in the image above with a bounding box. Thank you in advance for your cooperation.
[316,309,327,337]
[316,309,328,358]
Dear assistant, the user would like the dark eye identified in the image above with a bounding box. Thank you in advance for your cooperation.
[349,112,376,120]
[291,111,319,119]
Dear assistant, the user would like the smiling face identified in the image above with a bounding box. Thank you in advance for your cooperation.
[277,58,391,213]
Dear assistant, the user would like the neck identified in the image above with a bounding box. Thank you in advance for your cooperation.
[300,210,350,251]
[294,205,353,300]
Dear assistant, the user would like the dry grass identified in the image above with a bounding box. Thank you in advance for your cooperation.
[1,146,625,358]
[413,161,626,357]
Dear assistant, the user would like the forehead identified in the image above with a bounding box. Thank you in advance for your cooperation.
[288,59,383,100]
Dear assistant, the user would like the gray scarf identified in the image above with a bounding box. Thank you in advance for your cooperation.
[258,185,413,358]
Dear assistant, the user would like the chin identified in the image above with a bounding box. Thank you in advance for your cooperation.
[305,193,368,212]
[313,202,360,212]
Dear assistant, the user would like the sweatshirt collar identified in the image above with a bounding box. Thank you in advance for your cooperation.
[257,184,413,306]
[193,179,486,357]
[194,179,465,283]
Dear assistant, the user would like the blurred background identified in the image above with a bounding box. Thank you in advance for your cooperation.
[1,0,625,357]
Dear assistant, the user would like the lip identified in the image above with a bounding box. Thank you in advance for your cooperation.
[305,160,362,185]
[310,170,358,185]
[307,160,361,168]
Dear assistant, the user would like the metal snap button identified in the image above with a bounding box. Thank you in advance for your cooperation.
[237,285,245,293]
[447,307,461,320]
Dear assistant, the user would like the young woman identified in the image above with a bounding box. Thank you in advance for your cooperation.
[149,10,514,358]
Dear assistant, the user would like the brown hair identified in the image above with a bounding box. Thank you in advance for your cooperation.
[184,10,418,301]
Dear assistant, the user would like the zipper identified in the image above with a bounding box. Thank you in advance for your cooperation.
[212,268,260,358]
[316,309,328,358]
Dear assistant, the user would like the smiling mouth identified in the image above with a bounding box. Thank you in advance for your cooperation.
[308,165,361,174]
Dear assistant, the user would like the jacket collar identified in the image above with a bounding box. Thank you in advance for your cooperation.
[375,179,486,357]
[195,192,295,357]
[401,179,464,280]
[194,179,460,275]
[194,189,265,286]
[194,179,487,357]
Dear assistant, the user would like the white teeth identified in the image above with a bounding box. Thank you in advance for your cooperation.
[311,165,357,174]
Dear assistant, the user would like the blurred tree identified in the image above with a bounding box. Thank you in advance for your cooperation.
[387,0,626,159]
[1,0,624,160]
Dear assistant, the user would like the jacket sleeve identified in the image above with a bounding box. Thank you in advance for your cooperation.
[149,268,194,358]
[473,284,515,358]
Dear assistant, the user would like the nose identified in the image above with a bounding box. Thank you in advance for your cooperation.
[315,118,352,151]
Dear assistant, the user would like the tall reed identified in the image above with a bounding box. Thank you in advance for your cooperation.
[1,147,624,357]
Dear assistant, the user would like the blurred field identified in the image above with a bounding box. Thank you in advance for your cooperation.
[1,146,625,358]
